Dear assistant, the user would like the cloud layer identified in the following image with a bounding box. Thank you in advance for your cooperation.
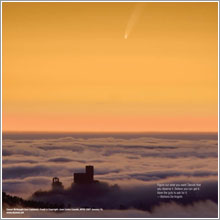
[2,132,218,217]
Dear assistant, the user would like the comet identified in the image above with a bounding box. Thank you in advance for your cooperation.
[124,3,145,39]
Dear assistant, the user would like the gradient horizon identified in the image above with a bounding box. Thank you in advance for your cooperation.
[2,2,218,132]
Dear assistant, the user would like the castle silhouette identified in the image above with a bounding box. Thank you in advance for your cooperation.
[52,165,95,191]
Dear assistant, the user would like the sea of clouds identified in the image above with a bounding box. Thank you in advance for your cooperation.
[2,132,218,217]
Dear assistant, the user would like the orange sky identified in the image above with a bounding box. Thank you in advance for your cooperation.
[2,2,218,132]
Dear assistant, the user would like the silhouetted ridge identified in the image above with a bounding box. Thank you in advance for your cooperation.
[2,192,64,209]
[3,166,218,211]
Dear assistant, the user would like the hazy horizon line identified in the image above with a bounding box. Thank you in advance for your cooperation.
[2,130,218,134]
